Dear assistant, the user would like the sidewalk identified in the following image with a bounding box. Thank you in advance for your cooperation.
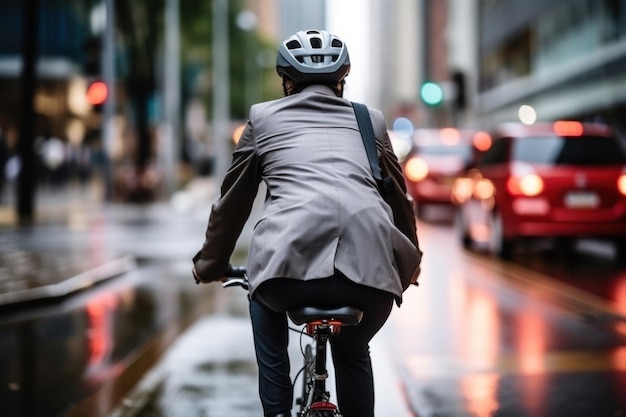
[0,177,221,305]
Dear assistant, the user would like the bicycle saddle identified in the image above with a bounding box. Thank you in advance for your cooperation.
[287,306,363,327]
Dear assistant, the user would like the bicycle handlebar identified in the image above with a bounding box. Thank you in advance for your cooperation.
[227,266,247,277]
[222,266,249,290]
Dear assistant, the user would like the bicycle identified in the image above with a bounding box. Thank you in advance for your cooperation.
[222,266,364,417]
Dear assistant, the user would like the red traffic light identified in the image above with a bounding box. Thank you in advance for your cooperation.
[86,81,108,106]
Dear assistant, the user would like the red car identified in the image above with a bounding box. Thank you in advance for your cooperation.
[402,128,492,219]
[452,121,626,260]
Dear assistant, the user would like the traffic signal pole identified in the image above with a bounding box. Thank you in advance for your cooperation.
[163,0,181,196]
[17,0,40,225]
[101,0,115,200]
[212,0,230,180]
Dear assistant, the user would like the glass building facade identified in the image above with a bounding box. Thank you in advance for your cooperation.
[477,0,626,135]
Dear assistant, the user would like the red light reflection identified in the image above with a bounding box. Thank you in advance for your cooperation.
[465,291,500,361]
[86,292,118,368]
[462,290,500,415]
[517,309,547,375]
[516,303,548,416]
[461,373,499,417]
[613,275,626,336]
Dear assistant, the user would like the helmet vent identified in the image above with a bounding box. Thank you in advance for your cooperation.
[286,40,301,50]
[331,39,342,48]
[310,37,322,49]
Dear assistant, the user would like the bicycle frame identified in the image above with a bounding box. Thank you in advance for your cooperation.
[296,321,341,417]
[294,314,363,416]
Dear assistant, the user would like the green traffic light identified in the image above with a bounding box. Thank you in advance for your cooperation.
[420,82,443,106]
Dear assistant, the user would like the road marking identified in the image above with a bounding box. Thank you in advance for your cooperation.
[466,252,626,324]
[404,346,626,378]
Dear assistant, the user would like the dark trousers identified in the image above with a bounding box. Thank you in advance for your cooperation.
[249,273,394,417]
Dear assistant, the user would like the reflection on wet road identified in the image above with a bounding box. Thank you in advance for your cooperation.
[2,198,626,417]
[0,260,212,417]
[392,220,626,417]
[513,239,626,315]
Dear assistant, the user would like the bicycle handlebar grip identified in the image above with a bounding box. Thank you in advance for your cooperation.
[227,266,247,277]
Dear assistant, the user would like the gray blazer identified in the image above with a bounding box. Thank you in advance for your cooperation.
[194,85,421,304]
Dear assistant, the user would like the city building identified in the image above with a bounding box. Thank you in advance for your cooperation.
[474,0,626,136]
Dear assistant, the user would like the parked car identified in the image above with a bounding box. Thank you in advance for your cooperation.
[452,121,626,260]
[402,128,492,219]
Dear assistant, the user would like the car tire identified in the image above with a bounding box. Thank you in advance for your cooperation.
[614,239,626,265]
[555,237,576,255]
[489,211,514,260]
[456,208,472,249]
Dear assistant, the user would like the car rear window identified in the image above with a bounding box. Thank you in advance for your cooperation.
[512,136,626,165]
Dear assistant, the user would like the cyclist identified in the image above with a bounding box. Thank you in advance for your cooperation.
[192,29,422,417]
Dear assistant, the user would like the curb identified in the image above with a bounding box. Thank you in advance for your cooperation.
[0,255,137,308]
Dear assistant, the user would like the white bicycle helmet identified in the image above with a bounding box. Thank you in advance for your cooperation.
[276,29,350,85]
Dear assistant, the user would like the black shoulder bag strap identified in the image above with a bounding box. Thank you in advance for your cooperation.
[352,102,394,198]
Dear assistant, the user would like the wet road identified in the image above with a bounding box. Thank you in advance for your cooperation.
[395,219,626,417]
[1,188,626,417]
[0,196,223,417]
[0,260,201,417]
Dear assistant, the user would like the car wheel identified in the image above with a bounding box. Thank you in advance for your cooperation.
[456,208,472,249]
[615,239,626,265]
[489,211,514,260]
[555,237,576,255]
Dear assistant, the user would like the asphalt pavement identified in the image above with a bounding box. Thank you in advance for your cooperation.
[102,179,415,417]
[0,178,416,417]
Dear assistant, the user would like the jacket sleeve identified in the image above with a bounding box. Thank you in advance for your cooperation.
[192,118,261,282]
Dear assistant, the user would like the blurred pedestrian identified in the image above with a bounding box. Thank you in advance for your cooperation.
[192,29,422,417]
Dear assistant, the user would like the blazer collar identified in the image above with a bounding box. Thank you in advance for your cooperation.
[300,84,337,96]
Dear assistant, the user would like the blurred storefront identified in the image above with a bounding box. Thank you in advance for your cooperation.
[0,1,100,208]
[475,0,626,136]
[0,0,191,219]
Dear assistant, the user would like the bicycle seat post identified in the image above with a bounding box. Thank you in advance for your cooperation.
[311,322,333,404]
[288,306,363,416]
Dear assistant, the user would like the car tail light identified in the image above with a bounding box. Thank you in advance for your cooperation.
[472,131,492,151]
[474,178,495,200]
[452,177,473,204]
[553,121,583,137]
[507,174,544,196]
[404,157,429,182]
[618,173,626,196]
